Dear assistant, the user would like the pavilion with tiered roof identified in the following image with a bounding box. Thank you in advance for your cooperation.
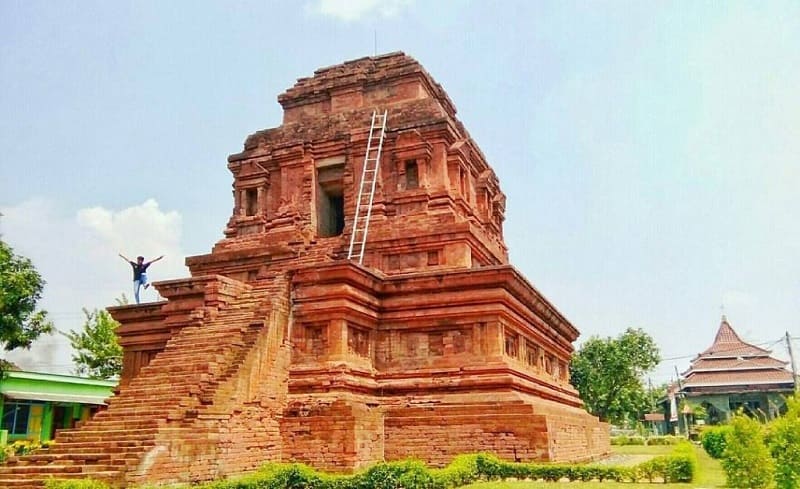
[679,316,795,424]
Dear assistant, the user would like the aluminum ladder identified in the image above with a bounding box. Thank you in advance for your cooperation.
[347,109,388,264]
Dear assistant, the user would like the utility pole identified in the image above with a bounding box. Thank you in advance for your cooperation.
[787,331,798,393]
[674,365,689,437]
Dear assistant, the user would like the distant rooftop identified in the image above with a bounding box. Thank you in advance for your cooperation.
[682,317,794,391]
[698,315,770,358]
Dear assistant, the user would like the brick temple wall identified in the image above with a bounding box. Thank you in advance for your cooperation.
[1,53,609,489]
[281,395,385,472]
[384,402,550,466]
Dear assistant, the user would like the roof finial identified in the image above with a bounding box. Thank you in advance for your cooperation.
[720,303,727,323]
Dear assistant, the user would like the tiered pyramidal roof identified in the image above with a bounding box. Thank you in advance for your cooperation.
[682,316,795,392]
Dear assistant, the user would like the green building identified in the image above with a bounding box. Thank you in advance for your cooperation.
[0,370,115,443]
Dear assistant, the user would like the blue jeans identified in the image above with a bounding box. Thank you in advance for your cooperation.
[134,273,148,304]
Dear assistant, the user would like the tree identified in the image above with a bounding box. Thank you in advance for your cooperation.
[569,327,660,425]
[769,394,800,489]
[722,412,774,488]
[0,239,53,351]
[66,300,125,380]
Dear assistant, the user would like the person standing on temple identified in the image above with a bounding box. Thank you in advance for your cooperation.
[118,253,164,304]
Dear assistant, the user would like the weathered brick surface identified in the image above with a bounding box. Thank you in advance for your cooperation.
[6,53,607,488]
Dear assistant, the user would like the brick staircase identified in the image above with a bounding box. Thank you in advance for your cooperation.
[0,282,272,489]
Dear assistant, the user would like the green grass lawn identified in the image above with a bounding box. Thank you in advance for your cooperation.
[462,445,725,489]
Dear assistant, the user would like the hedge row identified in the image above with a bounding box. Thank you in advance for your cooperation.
[46,445,697,489]
[610,435,684,446]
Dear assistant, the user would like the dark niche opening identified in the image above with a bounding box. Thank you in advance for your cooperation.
[317,164,345,237]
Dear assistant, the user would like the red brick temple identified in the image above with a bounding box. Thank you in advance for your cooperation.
[2,53,608,488]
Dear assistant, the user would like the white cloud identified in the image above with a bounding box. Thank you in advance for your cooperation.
[306,0,413,22]
[0,198,187,374]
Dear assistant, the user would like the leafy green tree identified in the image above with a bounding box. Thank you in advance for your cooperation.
[570,327,661,425]
[769,394,800,489]
[66,303,124,380]
[647,382,668,413]
[0,239,53,351]
[722,412,774,488]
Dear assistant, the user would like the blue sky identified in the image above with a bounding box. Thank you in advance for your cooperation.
[1,0,798,384]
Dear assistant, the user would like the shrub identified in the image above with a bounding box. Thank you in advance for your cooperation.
[429,454,479,488]
[44,480,112,489]
[362,460,435,489]
[721,413,774,488]
[610,434,645,445]
[611,434,685,446]
[645,435,682,445]
[630,442,696,483]
[666,442,697,482]
[701,425,732,459]
[769,395,800,489]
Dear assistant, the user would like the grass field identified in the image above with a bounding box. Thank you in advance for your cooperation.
[462,445,726,489]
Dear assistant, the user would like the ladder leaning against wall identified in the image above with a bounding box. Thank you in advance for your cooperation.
[347,109,388,264]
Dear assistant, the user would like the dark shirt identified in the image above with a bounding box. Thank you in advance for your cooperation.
[130,261,150,281]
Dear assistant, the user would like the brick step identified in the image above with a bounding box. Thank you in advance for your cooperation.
[126,370,214,381]
[165,322,259,335]
[92,407,176,417]
[59,428,160,438]
[0,479,45,488]
[0,470,121,483]
[165,321,259,332]
[23,449,142,460]
[55,428,158,440]
[1,464,119,475]
[81,414,162,423]
[107,394,176,401]
[167,321,261,332]
[94,407,175,417]
[61,421,159,431]
[47,441,152,450]
[108,389,192,399]
[165,320,258,332]
[105,399,177,407]
[58,429,157,439]
[13,453,108,464]
[142,354,233,364]
[154,355,242,366]
[123,375,217,388]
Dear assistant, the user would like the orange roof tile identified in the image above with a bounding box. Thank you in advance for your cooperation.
[689,356,787,371]
[683,369,794,388]
[697,316,770,358]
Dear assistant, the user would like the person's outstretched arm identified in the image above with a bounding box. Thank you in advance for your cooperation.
[119,253,133,263]
[146,255,165,266]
